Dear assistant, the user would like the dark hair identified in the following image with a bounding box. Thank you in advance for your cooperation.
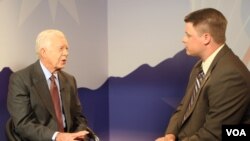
[184,8,227,44]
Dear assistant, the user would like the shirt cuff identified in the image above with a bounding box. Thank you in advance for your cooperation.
[52,132,59,141]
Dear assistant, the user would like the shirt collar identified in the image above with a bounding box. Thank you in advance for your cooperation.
[39,61,58,80]
[202,44,225,74]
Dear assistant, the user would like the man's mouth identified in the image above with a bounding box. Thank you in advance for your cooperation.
[61,59,67,64]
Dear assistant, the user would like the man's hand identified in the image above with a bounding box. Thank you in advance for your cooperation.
[56,130,89,141]
[155,134,176,141]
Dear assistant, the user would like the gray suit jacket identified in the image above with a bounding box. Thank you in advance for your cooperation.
[166,45,250,141]
[6,61,94,141]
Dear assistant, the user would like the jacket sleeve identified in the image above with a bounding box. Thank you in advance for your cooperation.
[7,73,55,141]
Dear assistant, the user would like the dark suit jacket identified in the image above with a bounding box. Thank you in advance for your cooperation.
[166,45,250,141]
[6,60,94,141]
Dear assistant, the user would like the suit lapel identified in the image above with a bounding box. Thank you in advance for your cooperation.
[183,62,206,120]
[58,72,71,130]
[187,70,211,113]
[31,61,57,119]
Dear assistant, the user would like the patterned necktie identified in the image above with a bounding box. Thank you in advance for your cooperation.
[182,66,205,124]
[50,75,64,132]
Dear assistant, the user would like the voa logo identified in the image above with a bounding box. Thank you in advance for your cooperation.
[226,129,246,136]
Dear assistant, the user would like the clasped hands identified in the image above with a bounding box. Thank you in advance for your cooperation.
[56,130,89,141]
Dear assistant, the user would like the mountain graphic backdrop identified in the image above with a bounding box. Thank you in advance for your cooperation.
[0,50,197,141]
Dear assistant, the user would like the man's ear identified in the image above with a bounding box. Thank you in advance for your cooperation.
[203,33,211,45]
[39,47,46,58]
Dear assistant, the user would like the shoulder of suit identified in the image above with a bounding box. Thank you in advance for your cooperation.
[12,62,36,76]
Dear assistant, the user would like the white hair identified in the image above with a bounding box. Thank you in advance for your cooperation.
[35,29,66,58]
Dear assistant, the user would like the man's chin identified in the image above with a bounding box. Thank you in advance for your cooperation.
[185,50,191,56]
[185,50,197,57]
[54,66,64,72]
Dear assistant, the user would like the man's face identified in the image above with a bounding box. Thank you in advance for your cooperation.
[42,35,69,73]
[182,22,205,57]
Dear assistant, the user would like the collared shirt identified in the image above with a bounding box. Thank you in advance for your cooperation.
[202,44,225,74]
[40,61,60,89]
[39,61,65,140]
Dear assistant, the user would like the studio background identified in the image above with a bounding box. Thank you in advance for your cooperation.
[0,0,249,141]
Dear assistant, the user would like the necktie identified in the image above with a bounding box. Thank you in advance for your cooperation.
[182,67,205,124]
[50,75,64,132]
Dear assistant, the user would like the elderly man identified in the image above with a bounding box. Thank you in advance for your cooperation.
[6,29,98,141]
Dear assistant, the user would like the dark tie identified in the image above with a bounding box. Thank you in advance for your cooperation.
[50,75,64,132]
[182,67,205,124]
